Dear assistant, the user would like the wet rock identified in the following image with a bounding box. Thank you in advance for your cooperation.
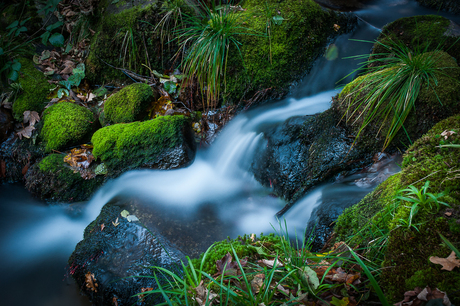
[415,0,460,15]
[0,108,13,144]
[313,0,371,11]
[69,201,186,306]
[305,153,401,251]
[0,133,45,183]
[251,107,373,210]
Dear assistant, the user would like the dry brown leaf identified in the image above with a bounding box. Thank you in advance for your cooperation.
[17,125,35,139]
[112,217,119,227]
[430,251,460,271]
[85,272,98,292]
[100,224,105,231]
[23,110,40,126]
[250,274,265,294]
[138,287,154,302]
[258,258,284,268]
[441,130,456,140]
[276,283,289,295]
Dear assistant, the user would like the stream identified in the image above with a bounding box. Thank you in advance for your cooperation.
[1,1,459,305]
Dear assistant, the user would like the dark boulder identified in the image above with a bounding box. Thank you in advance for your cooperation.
[415,0,460,15]
[251,107,374,212]
[313,0,371,11]
[0,108,13,144]
[69,201,186,306]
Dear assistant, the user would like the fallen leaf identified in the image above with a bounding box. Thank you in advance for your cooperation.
[85,272,98,292]
[100,223,105,231]
[331,296,349,306]
[441,130,456,140]
[0,159,5,178]
[250,233,256,242]
[22,161,30,175]
[333,24,341,31]
[258,258,284,268]
[23,110,40,126]
[120,210,129,218]
[112,217,119,227]
[138,287,154,302]
[17,125,35,139]
[444,212,452,217]
[276,283,289,295]
[430,251,460,271]
[126,215,139,222]
[251,274,265,294]
[298,266,319,291]
[112,297,118,306]
[215,252,247,277]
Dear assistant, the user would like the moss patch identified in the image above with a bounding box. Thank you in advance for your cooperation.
[25,154,104,202]
[334,115,460,302]
[92,115,189,170]
[336,51,460,152]
[12,58,53,120]
[40,102,95,152]
[104,82,153,124]
[225,0,353,102]
[372,15,460,63]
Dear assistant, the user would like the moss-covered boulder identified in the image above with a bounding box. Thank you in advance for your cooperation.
[40,102,96,152]
[69,199,185,305]
[334,115,460,302]
[415,0,460,15]
[12,58,53,120]
[103,83,153,124]
[25,154,104,202]
[92,115,195,172]
[337,50,460,152]
[225,0,355,101]
[372,15,460,63]
[85,0,179,84]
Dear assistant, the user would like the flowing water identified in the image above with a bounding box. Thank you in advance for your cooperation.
[1,1,459,305]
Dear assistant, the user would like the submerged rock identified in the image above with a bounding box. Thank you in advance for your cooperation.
[252,107,373,209]
[69,201,185,306]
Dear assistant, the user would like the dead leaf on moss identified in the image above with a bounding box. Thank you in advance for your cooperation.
[258,258,284,268]
[441,130,456,140]
[395,287,451,306]
[17,125,35,139]
[215,252,247,277]
[250,273,265,294]
[430,251,460,271]
[85,272,98,292]
[23,110,40,126]
[195,281,219,306]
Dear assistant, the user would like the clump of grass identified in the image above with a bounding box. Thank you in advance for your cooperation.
[340,37,459,150]
[175,1,258,109]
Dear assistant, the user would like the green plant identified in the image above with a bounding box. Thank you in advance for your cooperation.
[340,36,459,150]
[395,181,449,215]
[0,0,63,87]
[261,1,285,64]
[175,1,258,109]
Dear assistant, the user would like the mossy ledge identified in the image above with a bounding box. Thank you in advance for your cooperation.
[103,82,153,124]
[335,114,460,302]
[25,154,104,202]
[40,102,96,152]
[12,58,53,120]
[92,114,195,171]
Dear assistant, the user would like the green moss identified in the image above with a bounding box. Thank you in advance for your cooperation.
[85,3,178,83]
[225,0,352,101]
[104,83,153,124]
[41,102,94,152]
[30,154,104,202]
[190,233,285,275]
[373,15,460,63]
[335,114,460,302]
[92,115,187,169]
[337,51,460,152]
[12,58,53,120]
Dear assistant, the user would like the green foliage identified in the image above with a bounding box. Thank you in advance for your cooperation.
[340,36,459,150]
[12,58,54,120]
[176,1,258,108]
[41,102,94,152]
[103,82,153,124]
[91,115,187,169]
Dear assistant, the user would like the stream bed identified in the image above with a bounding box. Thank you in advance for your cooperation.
[1,1,459,305]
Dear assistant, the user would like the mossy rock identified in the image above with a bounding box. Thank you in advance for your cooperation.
[25,154,104,202]
[372,15,460,63]
[334,115,460,302]
[91,115,195,172]
[224,0,355,102]
[103,82,153,124]
[336,50,460,152]
[85,0,181,84]
[12,58,53,120]
[40,102,96,152]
